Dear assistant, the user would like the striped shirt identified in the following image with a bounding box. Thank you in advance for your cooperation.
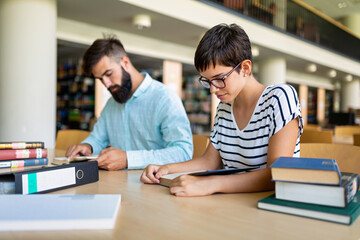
[210,84,303,169]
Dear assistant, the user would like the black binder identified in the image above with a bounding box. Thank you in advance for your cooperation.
[0,161,98,194]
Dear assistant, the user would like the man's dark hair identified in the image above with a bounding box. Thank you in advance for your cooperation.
[194,23,252,72]
[82,35,127,76]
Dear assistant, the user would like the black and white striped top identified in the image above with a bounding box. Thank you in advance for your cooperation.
[210,84,303,169]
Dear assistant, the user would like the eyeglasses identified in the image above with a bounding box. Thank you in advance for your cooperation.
[198,62,242,89]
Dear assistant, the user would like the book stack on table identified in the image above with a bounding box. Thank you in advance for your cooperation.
[0,141,48,170]
[258,157,360,225]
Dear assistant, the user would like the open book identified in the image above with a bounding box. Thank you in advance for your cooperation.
[52,156,98,165]
[159,167,259,187]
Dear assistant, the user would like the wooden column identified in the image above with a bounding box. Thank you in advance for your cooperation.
[299,84,308,125]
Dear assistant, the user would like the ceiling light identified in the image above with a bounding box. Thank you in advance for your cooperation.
[132,14,151,30]
[251,46,260,57]
[306,63,317,73]
[345,74,353,82]
[328,69,337,78]
[338,2,348,8]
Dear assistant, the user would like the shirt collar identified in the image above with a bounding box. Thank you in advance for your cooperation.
[132,72,152,98]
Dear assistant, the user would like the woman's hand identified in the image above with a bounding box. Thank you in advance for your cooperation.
[141,164,170,184]
[169,175,216,197]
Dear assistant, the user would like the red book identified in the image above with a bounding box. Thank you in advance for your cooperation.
[0,149,47,161]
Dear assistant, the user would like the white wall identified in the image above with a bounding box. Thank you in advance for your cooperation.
[0,0,57,147]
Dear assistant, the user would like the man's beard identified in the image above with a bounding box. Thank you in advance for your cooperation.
[108,67,132,104]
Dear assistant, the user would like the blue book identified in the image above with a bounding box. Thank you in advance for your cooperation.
[270,157,341,185]
[0,158,48,169]
[0,194,121,231]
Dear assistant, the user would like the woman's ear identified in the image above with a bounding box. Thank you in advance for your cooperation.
[241,60,252,77]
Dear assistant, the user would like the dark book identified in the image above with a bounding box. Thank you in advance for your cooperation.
[0,158,48,169]
[0,161,98,194]
[257,192,360,225]
[160,167,259,187]
[270,157,341,185]
[0,141,44,150]
[0,148,47,161]
[275,172,359,207]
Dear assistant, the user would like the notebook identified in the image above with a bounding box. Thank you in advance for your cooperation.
[0,194,121,231]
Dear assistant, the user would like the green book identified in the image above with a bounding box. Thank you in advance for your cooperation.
[257,192,360,225]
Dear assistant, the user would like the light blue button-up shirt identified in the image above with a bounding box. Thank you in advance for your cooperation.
[83,73,193,169]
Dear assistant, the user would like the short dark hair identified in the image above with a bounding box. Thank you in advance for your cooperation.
[82,36,127,76]
[194,23,252,72]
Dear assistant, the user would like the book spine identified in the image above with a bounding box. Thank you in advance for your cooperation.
[0,158,48,169]
[345,175,359,207]
[0,142,44,150]
[0,148,47,161]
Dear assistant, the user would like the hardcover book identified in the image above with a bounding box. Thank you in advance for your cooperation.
[270,157,341,185]
[0,161,99,194]
[0,141,44,150]
[0,194,121,231]
[0,158,48,169]
[275,172,359,207]
[160,167,259,187]
[258,192,360,225]
[0,148,47,161]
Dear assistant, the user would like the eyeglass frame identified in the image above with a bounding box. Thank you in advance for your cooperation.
[198,62,242,89]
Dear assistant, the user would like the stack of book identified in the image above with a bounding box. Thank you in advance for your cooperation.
[257,157,360,225]
[0,141,48,169]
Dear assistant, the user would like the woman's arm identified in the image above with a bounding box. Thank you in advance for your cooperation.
[169,118,299,196]
[141,141,222,183]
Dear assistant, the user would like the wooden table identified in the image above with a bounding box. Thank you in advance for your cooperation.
[1,168,360,239]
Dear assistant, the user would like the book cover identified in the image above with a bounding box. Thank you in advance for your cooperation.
[0,148,47,161]
[257,192,360,225]
[275,172,359,207]
[0,158,48,169]
[160,167,259,187]
[0,161,99,194]
[0,141,44,150]
[270,157,341,185]
[0,194,121,231]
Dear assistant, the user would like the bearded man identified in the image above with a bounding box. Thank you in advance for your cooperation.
[66,36,193,170]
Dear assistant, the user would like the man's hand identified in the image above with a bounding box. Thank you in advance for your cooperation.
[96,147,127,171]
[66,143,92,159]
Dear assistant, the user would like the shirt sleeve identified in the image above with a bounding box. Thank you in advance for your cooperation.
[269,84,303,138]
[126,91,193,169]
[81,101,111,154]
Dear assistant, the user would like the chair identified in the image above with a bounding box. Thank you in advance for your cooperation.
[300,143,360,175]
[300,129,333,143]
[55,129,91,151]
[303,124,321,131]
[354,134,360,147]
[192,135,209,158]
[334,126,360,137]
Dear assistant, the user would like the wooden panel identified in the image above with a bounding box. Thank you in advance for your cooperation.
[162,60,182,98]
[299,84,308,125]
[192,135,209,158]
[317,88,325,124]
[300,143,360,176]
[55,130,90,151]
[300,129,333,143]
[334,126,360,137]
